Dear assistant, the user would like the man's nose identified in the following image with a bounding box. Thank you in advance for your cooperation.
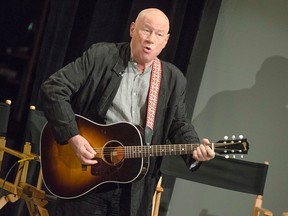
[146,32,156,43]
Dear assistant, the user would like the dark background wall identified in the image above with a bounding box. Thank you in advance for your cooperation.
[0,0,221,215]
[0,0,220,141]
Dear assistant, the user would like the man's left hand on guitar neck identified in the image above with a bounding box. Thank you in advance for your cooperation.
[192,138,215,162]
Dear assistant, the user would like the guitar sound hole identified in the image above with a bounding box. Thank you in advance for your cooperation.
[102,140,124,166]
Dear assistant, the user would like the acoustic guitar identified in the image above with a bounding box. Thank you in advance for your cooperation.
[40,115,249,199]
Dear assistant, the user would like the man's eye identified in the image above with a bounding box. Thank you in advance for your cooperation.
[141,29,150,34]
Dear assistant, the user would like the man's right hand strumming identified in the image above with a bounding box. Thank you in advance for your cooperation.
[68,135,98,165]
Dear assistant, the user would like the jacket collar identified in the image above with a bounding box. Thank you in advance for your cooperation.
[113,42,131,76]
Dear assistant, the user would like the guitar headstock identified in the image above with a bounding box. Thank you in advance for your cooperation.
[214,135,249,159]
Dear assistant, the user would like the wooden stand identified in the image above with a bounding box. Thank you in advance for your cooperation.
[0,131,49,215]
[151,176,164,216]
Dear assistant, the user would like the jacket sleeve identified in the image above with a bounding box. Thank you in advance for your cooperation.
[39,45,99,144]
[167,69,201,171]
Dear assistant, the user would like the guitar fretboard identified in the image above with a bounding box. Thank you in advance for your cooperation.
[124,144,207,158]
[123,140,248,158]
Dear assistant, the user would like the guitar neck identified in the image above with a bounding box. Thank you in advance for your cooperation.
[124,139,249,158]
[124,143,210,158]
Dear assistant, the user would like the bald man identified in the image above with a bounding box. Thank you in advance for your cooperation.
[40,8,215,216]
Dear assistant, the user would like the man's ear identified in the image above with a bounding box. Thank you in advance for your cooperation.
[130,22,135,37]
[162,33,170,48]
[165,33,170,43]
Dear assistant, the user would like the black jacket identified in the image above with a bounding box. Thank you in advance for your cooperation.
[39,42,200,215]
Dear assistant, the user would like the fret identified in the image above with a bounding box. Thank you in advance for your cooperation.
[141,146,145,158]
[155,145,157,156]
[153,146,157,156]
[131,146,134,158]
[129,146,132,158]
[159,146,162,156]
[125,146,129,158]
[137,145,141,158]
[158,145,162,157]
[132,146,137,158]
[130,146,133,158]
[170,144,174,155]
[134,146,137,158]
[156,144,159,156]
[147,146,150,157]
[125,146,128,158]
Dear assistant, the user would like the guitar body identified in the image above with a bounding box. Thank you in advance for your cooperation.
[40,115,249,199]
[40,115,148,199]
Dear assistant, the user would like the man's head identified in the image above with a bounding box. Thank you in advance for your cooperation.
[130,8,170,69]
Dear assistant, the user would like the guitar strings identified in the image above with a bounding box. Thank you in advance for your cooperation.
[91,143,238,150]
[89,142,242,156]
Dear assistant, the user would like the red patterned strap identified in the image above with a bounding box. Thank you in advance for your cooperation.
[145,57,162,145]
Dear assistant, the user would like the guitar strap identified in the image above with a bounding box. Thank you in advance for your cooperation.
[145,57,162,145]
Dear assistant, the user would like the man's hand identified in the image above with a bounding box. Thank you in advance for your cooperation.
[68,135,98,165]
[193,138,215,161]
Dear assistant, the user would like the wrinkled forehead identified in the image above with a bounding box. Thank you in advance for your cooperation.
[136,9,170,33]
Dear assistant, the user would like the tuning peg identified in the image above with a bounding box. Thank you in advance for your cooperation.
[239,135,243,139]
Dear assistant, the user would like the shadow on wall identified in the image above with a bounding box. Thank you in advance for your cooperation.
[199,209,217,216]
[192,55,288,215]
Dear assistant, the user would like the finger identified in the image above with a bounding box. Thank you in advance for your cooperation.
[205,145,215,158]
[82,150,96,161]
[202,138,215,159]
[84,142,97,155]
[80,149,98,165]
[82,157,98,165]
[193,145,204,161]
[192,149,200,161]
[202,138,210,145]
[195,144,215,161]
[199,144,208,159]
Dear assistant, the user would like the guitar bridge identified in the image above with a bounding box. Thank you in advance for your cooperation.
[90,159,122,176]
